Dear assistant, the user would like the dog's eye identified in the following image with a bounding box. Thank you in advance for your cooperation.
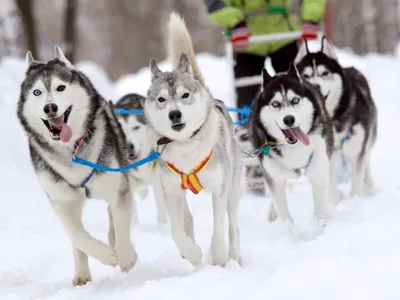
[56,85,66,92]
[271,101,280,108]
[33,89,41,96]
[321,71,329,77]
[157,97,166,103]
[182,93,190,99]
[303,74,310,79]
[292,97,300,104]
[132,126,140,131]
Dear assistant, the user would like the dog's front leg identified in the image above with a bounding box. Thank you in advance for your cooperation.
[267,180,293,223]
[50,199,118,271]
[108,176,138,273]
[349,153,367,197]
[307,151,332,221]
[330,152,344,204]
[152,173,168,225]
[69,198,92,286]
[163,181,202,265]
[211,190,229,266]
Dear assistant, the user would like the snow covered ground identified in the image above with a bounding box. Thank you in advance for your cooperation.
[1,44,400,299]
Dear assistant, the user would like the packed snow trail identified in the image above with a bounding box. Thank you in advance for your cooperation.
[0,47,399,299]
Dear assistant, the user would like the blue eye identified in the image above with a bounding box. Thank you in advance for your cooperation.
[292,97,300,104]
[271,101,280,108]
[33,89,41,96]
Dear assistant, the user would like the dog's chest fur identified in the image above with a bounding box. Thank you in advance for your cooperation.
[265,133,321,171]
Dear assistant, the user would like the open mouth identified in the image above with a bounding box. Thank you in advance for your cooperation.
[129,152,141,163]
[171,123,186,131]
[41,105,72,142]
[281,126,310,146]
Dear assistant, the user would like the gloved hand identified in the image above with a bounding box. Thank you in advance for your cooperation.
[230,21,250,50]
[299,22,319,41]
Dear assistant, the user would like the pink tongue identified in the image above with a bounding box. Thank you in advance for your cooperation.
[287,127,310,146]
[48,116,73,143]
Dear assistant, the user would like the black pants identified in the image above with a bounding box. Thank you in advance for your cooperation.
[233,41,299,108]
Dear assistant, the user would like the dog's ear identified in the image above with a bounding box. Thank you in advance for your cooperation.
[150,59,162,81]
[262,68,273,87]
[287,62,303,82]
[321,36,338,60]
[177,53,192,75]
[294,40,310,64]
[54,45,73,68]
[25,51,38,67]
[108,100,115,109]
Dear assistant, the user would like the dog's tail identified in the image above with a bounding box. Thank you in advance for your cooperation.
[168,12,207,89]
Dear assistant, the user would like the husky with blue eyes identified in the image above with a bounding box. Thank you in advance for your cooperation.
[16,46,138,286]
[247,63,336,224]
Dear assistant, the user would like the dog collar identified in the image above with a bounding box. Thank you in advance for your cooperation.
[157,128,201,145]
[165,148,214,194]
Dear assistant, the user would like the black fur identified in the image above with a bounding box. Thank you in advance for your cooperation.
[295,38,378,161]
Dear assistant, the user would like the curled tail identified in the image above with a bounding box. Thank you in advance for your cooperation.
[168,12,209,93]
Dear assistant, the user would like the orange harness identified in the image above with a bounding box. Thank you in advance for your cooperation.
[165,149,214,194]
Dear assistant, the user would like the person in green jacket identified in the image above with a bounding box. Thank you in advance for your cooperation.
[205,0,326,109]
[205,0,326,196]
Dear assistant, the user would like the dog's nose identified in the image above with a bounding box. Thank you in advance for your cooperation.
[43,103,58,115]
[313,84,321,92]
[128,143,135,155]
[283,115,295,127]
[168,110,182,123]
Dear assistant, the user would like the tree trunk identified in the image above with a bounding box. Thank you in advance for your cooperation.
[64,0,77,62]
[15,0,38,58]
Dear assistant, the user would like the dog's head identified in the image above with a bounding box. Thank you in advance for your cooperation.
[17,46,95,144]
[249,63,321,147]
[114,93,148,163]
[294,37,343,101]
[144,54,212,142]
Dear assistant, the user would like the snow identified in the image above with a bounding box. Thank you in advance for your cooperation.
[1,43,400,300]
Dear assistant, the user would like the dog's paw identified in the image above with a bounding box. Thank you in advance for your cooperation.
[115,243,138,272]
[267,205,278,222]
[92,244,118,267]
[180,242,202,266]
[72,271,92,287]
[211,242,229,267]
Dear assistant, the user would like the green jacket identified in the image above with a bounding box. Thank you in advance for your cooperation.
[205,0,326,56]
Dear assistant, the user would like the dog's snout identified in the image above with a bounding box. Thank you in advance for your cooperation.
[283,115,295,127]
[43,103,58,115]
[169,110,182,123]
[128,143,135,154]
[313,83,321,92]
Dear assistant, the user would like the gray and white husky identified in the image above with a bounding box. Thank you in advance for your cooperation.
[17,46,137,286]
[294,37,378,197]
[247,63,335,224]
[113,93,168,225]
[143,12,245,266]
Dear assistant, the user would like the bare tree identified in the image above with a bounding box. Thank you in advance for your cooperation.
[64,0,77,62]
[15,0,38,57]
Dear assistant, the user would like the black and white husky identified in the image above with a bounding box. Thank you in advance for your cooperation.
[144,12,245,266]
[294,37,378,197]
[247,63,335,224]
[113,93,168,225]
[17,47,137,286]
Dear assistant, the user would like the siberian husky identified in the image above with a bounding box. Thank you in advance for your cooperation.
[113,93,168,225]
[247,63,335,223]
[294,37,378,197]
[17,47,137,285]
[143,12,245,266]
